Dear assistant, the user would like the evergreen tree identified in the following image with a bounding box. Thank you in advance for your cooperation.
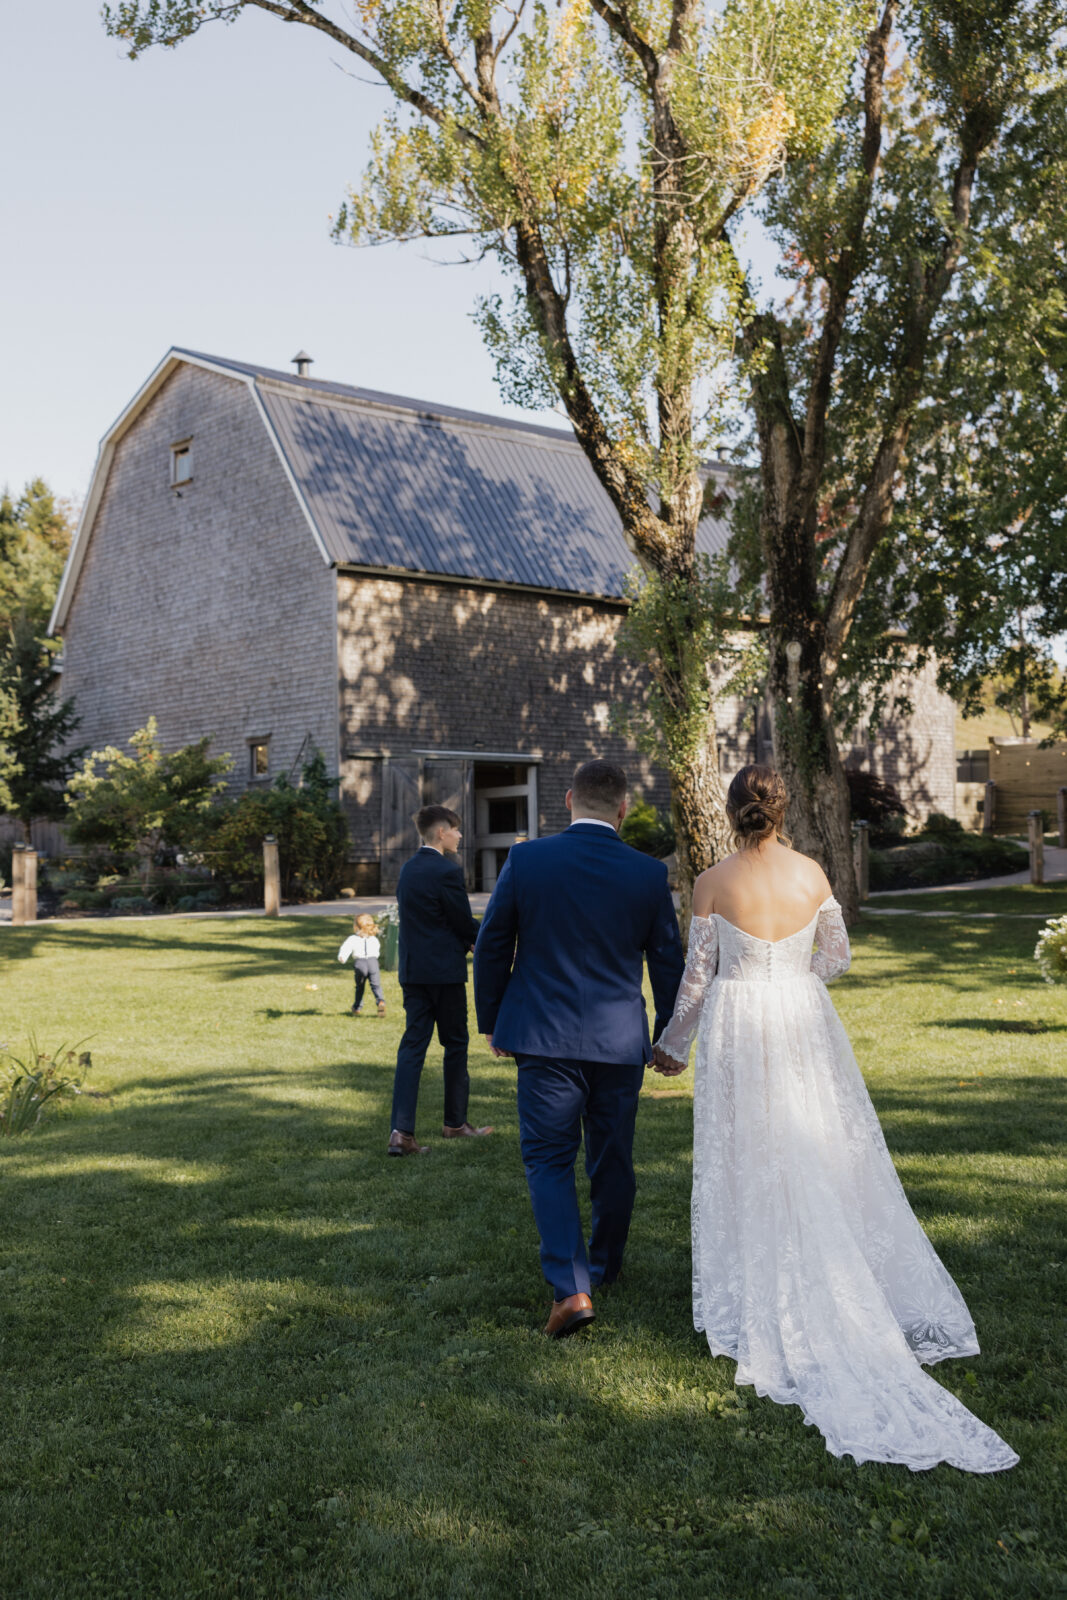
[0,479,75,636]
[0,619,84,842]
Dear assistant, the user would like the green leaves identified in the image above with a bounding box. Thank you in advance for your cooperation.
[0,618,84,830]
[613,552,762,768]
[204,751,350,900]
[0,1038,92,1138]
[0,478,80,819]
[65,716,233,885]
[0,478,74,639]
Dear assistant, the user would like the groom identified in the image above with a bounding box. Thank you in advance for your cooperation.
[474,759,684,1337]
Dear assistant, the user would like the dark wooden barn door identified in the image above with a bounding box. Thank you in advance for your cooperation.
[422,758,475,888]
[379,756,422,892]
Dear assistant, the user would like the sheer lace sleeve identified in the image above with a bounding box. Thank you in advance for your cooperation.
[654,915,719,1063]
[811,897,850,982]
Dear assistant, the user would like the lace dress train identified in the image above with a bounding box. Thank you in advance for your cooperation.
[656,898,1017,1474]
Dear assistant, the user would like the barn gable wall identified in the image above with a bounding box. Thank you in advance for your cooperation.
[58,364,337,787]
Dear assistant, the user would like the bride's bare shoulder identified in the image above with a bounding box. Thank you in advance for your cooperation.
[788,848,834,900]
[691,856,737,917]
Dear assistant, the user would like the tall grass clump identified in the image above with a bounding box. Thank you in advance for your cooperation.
[0,1038,91,1136]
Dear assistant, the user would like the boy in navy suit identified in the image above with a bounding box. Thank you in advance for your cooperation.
[387,804,493,1157]
[474,760,684,1336]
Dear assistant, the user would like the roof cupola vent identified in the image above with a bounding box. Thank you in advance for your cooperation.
[291,350,313,378]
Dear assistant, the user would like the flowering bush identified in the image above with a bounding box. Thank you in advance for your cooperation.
[1034,915,1067,984]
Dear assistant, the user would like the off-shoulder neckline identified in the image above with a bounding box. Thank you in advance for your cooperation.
[691,895,839,946]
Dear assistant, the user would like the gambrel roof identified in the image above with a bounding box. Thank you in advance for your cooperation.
[51,347,733,630]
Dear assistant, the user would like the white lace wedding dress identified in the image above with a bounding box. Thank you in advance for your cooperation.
[656,897,1018,1473]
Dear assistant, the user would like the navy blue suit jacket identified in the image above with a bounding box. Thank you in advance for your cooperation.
[473,823,685,1066]
[397,847,480,986]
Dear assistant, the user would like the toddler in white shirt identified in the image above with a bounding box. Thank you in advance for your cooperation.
[338,913,386,1016]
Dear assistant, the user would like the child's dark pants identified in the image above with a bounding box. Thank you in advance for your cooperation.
[353,958,384,1010]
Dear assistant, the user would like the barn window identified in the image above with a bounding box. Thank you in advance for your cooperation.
[249,739,270,780]
[171,441,193,486]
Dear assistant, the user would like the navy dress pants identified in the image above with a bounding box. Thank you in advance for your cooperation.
[391,982,470,1134]
[515,1054,644,1301]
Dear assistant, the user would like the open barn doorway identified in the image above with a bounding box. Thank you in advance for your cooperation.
[391,751,538,892]
[472,762,538,891]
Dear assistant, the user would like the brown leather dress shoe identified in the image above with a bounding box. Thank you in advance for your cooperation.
[441,1122,494,1139]
[388,1128,429,1157]
[544,1293,595,1339]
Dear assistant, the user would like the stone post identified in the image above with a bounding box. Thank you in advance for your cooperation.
[1028,810,1045,886]
[983,780,995,834]
[1058,786,1067,850]
[12,845,37,926]
[853,820,870,903]
[263,834,280,917]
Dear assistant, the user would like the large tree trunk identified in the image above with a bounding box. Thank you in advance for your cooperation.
[668,717,732,939]
[766,630,858,922]
[755,410,859,922]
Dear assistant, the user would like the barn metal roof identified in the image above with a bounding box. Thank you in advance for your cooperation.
[178,349,734,601]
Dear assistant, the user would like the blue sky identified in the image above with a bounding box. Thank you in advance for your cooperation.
[3,0,793,513]
[3,2,782,507]
[1,2,572,503]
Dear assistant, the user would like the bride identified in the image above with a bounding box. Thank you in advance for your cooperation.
[653,764,1017,1473]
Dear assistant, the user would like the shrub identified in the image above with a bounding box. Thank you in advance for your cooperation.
[619,798,675,858]
[0,1041,91,1137]
[65,717,232,888]
[869,832,1027,891]
[204,751,348,901]
[846,770,909,837]
[171,890,223,913]
[925,811,964,835]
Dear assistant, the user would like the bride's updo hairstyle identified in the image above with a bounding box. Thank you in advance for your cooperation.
[726,764,790,850]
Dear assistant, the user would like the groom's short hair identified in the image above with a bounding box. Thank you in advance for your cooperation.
[572,759,628,816]
[416,804,461,840]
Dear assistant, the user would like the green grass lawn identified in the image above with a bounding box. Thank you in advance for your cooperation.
[870,884,1067,916]
[2,910,1065,1599]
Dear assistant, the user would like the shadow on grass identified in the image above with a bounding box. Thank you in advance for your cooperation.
[926,1018,1066,1035]
[872,1074,1067,1170]
[255,1008,322,1020]
[1,1061,1058,1593]
[0,918,351,981]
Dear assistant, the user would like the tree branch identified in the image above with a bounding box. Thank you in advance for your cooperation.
[432,0,490,113]
[586,0,659,91]
[796,0,895,511]
[824,138,982,669]
[244,0,486,148]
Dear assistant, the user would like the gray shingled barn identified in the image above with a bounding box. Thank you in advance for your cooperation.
[50,349,956,892]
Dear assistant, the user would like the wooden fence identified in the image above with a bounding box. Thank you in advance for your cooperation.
[0,817,76,858]
[983,739,1067,834]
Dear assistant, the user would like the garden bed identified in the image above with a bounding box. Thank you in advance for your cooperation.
[870,830,1028,891]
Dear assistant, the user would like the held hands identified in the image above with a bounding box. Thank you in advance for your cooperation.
[651,1044,688,1077]
[482,1030,680,1070]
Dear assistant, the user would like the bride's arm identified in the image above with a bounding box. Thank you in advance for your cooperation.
[811,897,851,981]
[652,917,719,1072]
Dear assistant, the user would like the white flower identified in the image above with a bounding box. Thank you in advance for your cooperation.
[1034,914,1067,984]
